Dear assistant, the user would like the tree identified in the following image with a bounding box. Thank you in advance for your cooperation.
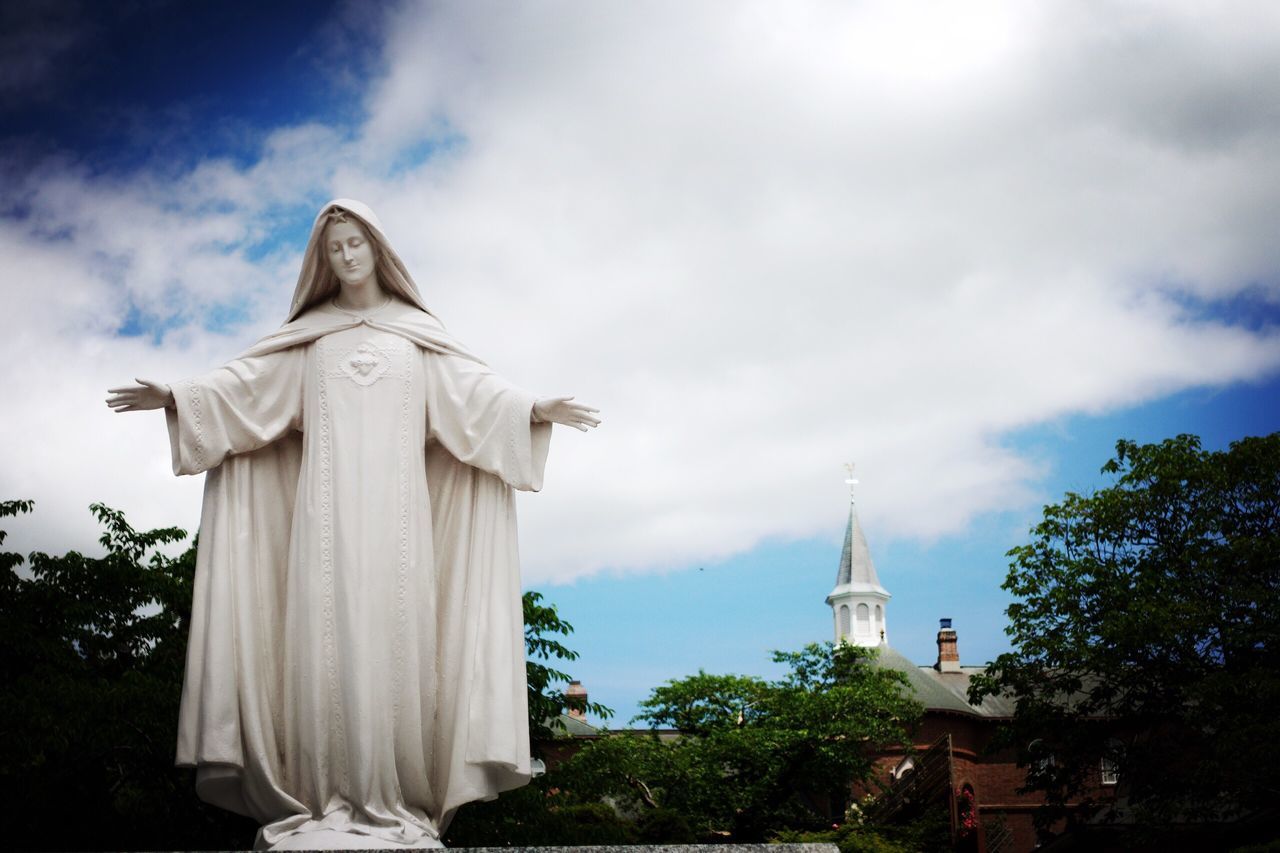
[0,500,257,849]
[523,590,613,742]
[969,433,1280,832]
[558,642,923,842]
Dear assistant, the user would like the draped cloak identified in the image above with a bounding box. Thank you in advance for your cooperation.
[166,201,549,848]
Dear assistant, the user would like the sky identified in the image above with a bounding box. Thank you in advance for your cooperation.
[2,0,1279,726]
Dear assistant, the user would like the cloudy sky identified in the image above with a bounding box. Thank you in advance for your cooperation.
[2,0,1278,723]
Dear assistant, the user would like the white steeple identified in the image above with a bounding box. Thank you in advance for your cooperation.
[826,464,890,647]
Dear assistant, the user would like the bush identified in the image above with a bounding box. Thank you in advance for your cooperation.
[636,807,697,843]
[554,802,638,845]
[445,784,638,847]
[775,797,952,853]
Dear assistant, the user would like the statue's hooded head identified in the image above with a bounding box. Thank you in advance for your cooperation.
[286,199,437,323]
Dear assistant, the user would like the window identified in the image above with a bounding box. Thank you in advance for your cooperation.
[856,603,870,635]
[1101,738,1122,786]
[838,604,850,638]
[874,604,883,635]
[1028,739,1055,777]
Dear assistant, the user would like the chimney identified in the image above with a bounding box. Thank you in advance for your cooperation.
[565,680,588,720]
[935,618,961,672]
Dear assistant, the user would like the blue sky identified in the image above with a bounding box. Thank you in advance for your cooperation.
[553,376,1280,724]
[0,2,367,169]
[2,1,1279,726]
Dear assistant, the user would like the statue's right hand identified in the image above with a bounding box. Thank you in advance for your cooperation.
[106,378,175,413]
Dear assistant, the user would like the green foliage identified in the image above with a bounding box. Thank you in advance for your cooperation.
[446,642,922,845]
[635,670,767,734]
[635,806,698,843]
[775,798,952,853]
[550,802,639,845]
[0,501,257,849]
[1231,841,1280,853]
[777,828,913,853]
[969,434,1280,832]
[443,779,561,846]
[557,642,923,842]
[443,779,637,847]
[523,590,613,742]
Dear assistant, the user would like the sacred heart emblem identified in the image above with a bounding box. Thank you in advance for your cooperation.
[339,342,391,386]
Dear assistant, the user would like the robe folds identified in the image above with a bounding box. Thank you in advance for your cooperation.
[166,298,551,848]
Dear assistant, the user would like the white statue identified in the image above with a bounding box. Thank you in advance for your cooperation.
[106,200,599,850]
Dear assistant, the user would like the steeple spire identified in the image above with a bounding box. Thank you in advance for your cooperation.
[826,463,891,647]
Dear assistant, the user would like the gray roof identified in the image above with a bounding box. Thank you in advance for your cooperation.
[872,643,1017,719]
[553,713,604,736]
[834,502,887,591]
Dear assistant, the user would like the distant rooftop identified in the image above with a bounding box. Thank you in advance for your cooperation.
[871,643,1016,719]
[548,713,603,737]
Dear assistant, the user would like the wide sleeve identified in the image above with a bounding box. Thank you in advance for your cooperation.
[422,350,552,491]
[165,347,307,476]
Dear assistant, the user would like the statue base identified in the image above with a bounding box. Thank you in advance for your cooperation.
[263,828,445,850]
[463,847,838,853]
[256,842,836,852]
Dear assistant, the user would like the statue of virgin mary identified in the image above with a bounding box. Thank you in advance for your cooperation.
[106,199,600,849]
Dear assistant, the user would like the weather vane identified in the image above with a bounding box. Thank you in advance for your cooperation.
[844,461,858,505]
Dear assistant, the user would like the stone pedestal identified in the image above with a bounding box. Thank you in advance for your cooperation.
[264,828,445,849]
[463,848,838,853]
[262,844,837,853]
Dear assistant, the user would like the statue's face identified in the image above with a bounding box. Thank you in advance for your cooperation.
[325,219,376,288]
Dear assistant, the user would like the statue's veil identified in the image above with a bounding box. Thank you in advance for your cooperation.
[287,199,437,322]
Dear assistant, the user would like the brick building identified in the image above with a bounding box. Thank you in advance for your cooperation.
[827,496,1115,852]
[546,494,1123,850]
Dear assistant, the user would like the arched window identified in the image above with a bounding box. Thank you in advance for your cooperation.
[1101,738,1122,785]
[956,783,978,839]
[856,603,870,635]
[874,604,883,636]
[838,604,851,638]
[1028,739,1056,777]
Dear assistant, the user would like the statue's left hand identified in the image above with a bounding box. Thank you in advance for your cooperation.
[533,396,601,432]
[105,378,175,413]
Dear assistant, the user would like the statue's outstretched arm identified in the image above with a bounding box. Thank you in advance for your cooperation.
[105,378,174,413]
[532,396,601,432]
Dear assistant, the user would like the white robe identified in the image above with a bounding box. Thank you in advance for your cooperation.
[165,300,551,847]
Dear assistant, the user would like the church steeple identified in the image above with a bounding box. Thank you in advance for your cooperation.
[826,465,891,647]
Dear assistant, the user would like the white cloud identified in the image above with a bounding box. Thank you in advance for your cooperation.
[2,0,1279,580]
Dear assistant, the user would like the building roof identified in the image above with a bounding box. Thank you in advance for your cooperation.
[552,713,603,737]
[872,643,1016,719]
[831,501,889,595]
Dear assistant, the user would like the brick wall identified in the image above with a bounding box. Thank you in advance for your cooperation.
[864,711,1117,852]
